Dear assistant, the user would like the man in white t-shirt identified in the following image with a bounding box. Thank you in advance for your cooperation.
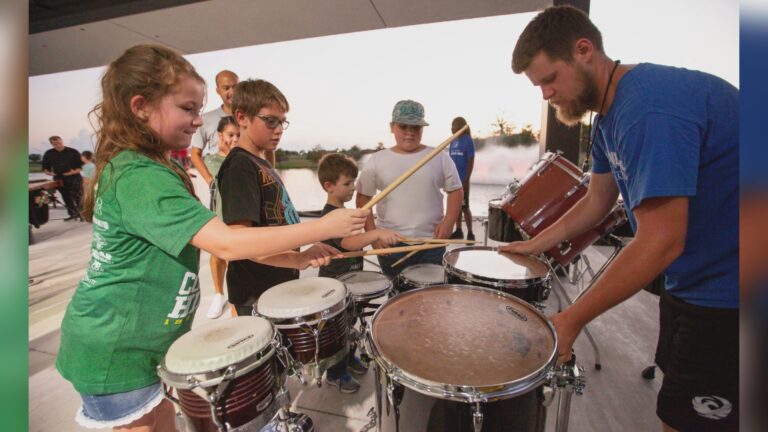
[190,70,239,187]
[356,99,463,279]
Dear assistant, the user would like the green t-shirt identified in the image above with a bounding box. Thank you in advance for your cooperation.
[56,150,215,395]
[203,153,226,177]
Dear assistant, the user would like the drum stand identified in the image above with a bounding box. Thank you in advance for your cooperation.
[544,235,626,371]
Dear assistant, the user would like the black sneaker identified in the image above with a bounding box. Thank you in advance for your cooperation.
[467,232,475,241]
[449,229,464,239]
[347,356,368,376]
[326,373,360,393]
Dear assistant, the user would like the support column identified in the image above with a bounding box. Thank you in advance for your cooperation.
[538,0,591,167]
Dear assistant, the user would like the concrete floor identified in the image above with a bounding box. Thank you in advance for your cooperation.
[29,180,663,431]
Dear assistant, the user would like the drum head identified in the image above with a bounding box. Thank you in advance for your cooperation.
[164,316,274,374]
[371,285,555,387]
[339,271,392,299]
[400,264,445,284]
[444,246,548,283]
[257,277,346,319]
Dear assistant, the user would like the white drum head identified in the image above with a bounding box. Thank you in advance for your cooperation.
[445,247,548,281]
[401,264,445,284]
[257,277,347,319]
[339,271,392,298]
[164,316,274,374]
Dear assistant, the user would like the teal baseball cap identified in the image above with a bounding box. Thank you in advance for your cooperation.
[391,100,429,126]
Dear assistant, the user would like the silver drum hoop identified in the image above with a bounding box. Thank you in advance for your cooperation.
[338,271,394,302]
[366,284,557,404]
[255,297,349,329]
[158,326,278,389]
[442,246,551,289]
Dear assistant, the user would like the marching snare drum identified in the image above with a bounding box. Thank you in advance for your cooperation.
[443,246,551,303]
[488,198,522,242]
[256,277,350,383]
[396,263,446,292]
[158,317,282,432]
[368,285,557,432]
[502,152,587,238]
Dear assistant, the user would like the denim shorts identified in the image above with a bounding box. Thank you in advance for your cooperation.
[75,382,166,429]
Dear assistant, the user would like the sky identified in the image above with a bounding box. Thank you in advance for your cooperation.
[27,0,739,155]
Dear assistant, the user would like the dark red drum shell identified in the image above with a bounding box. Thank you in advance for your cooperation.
[176,358,276,429]
[278,311,348,364]
[503,154,586,237]
[547,206,627,266]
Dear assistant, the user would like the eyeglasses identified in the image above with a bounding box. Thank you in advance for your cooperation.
[255,115,290,130]
[396,123,423,132]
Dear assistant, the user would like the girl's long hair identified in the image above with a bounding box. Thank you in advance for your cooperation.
[82,44,204,221]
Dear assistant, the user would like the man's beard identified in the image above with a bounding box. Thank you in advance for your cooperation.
[551,65,599,126]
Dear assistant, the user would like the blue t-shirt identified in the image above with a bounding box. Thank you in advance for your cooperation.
[448,134,475,183]
[591,63,738,309]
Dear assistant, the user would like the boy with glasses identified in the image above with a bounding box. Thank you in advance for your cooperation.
[217,79,334,316]
[356,100,463,279]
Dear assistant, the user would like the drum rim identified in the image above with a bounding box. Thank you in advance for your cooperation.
[397,263,446,287]
[443,246,551,288]
[366,284,557,403]
[255,297,349,329]
[158,327,278,389]
[256,277,347,318]
[338,270,394,301]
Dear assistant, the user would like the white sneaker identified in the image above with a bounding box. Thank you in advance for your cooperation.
[206,294,228,319]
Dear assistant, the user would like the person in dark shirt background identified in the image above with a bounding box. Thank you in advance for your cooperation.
[42,135,83,221]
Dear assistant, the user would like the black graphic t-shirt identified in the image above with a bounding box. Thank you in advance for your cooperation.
[318,204,363,278]
[217,147,300,306]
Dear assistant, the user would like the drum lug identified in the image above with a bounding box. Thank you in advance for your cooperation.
[558,241,573,256]
[532,301,547,312]
[472,402,484,432]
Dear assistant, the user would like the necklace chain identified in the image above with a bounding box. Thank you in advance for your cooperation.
[583,59,621,171]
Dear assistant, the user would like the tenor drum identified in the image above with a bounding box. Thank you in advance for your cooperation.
[502,152,587,238]
[368,285,557,432]
[443,246,551,303]
[396,263,445,292]
[487,199,521,242]
[256,277,350,382]
[547,204,628,266]
[158,317,281,432]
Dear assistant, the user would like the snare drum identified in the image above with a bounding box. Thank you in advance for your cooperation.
[488,198,521,242]
[158,317,281,432]
[368,285,557,432]
[396,264,445,292]
[256,277,350,382]
[443,246,551,303]
[502,152,586,238]
[339,271,393,304]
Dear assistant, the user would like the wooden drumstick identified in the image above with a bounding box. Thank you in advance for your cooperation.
[361,124,468,210]
[402,237,477,245]
[391,250,419,268]
[334,243,446,259]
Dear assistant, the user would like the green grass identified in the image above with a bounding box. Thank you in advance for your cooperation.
[275,159,316,169]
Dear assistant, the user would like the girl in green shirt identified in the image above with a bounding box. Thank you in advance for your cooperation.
[55,44,368,432]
